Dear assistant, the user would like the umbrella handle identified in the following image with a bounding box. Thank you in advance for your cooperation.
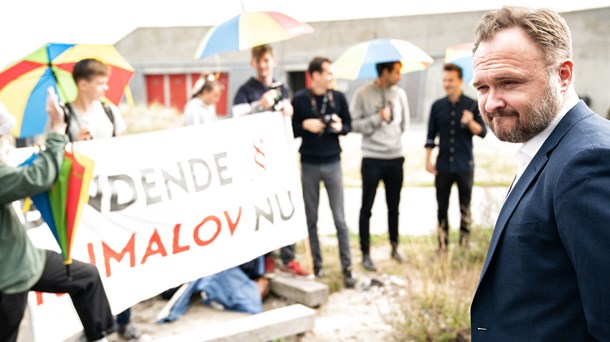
[64,259,73,281]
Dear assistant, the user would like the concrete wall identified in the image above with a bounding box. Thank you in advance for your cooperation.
[115,7,610,121]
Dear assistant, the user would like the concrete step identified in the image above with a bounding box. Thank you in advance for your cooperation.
[270,276,329,308]
[153,304,316,342]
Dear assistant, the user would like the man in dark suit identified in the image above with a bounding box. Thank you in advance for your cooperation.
[470,7,610,341]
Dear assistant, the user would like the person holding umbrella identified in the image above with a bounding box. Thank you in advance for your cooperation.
[231,44,308,278]
[47,58,149,342]
[350,61,409,272]
[232,44,294,118]
[0,98,115,342]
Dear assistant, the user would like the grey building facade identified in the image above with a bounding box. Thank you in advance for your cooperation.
[115,7,610,121]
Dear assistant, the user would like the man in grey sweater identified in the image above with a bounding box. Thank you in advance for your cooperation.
[350,61,409,271]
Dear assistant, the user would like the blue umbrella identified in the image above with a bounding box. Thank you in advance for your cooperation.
[445,43,474,85]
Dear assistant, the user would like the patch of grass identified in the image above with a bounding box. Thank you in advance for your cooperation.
[389,228,491,341]
[304,227,491,341]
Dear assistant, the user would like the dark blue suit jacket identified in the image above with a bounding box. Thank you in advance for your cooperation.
[471,101,610,341]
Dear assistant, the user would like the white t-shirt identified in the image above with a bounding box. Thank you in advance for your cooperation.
[67,101,126,140]
[184,98,217,126]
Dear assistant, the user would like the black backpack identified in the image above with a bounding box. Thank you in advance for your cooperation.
[62,102,116,141]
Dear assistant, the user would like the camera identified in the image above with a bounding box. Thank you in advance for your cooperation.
[322,113,339,134]
[270,81,284,110]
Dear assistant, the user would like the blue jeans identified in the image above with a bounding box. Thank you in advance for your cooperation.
[301,160,352,272]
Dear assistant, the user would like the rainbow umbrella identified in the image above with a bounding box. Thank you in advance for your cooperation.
[0,43,134,138]
[194,11,314,59]
[445,43,474,85]
[20,144,95,279]
[333,39,434,80]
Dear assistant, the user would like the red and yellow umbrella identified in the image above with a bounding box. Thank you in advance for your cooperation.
[0,43,134,138]
[194,11,314,59]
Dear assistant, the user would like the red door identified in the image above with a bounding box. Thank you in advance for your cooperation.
[169,74,187,111]
[216,73,229,116]
[145,75,165,106]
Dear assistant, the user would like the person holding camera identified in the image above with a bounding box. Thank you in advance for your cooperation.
[350,61,409,272]
[232,44,293,118]
[231,44,307,278]
[292,57,356,288]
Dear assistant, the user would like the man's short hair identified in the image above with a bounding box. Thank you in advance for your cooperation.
[473,6,572,66]
[443,63,463,79]
[375,61,401,77]
[72,58,109,83]
[251,44,274,60]
[308,57,332,76]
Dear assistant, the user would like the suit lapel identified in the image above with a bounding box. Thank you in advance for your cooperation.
[477,101,593,284]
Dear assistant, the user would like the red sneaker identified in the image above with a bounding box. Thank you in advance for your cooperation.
[280,260,311,277]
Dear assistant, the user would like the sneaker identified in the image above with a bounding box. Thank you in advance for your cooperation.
[279,260,311,276]
[118,323,151,342]
[343,268,357,289]
[314,266,325,278]
[76,335,109,342]
[264,255,276,276]
[459,232,470,248]
[362,254,377,272]
[391,243,405,263]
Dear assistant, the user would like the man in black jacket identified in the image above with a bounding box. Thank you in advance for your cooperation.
[292,57,355,288]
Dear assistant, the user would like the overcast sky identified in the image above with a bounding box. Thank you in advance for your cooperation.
[1,0,609,68]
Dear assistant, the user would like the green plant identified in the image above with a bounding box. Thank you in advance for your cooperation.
[387,229,490,342]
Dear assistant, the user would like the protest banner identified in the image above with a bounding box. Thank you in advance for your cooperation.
[17,112,307,341]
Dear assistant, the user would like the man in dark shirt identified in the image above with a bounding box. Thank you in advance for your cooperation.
[231,45,306,278]
[292,57,355,288]
[425,63,486,251]
[232,44,293,118]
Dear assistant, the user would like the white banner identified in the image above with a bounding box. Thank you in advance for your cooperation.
[19,112,307,341]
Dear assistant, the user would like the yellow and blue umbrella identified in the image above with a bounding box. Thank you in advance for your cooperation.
[194,11,314,59]
[445,43,474,85]
[0,43,134,138]
[333,39,434,80]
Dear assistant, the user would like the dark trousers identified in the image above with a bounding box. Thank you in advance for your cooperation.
[0,250,115,342]
[359,157,404,255]
[279,245,295,265]
[301,161,352,272]
[435,171,473,247]
[116,308,131,326]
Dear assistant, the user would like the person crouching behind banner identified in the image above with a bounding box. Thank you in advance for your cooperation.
[0,99,115,342]
[184,73,223,126]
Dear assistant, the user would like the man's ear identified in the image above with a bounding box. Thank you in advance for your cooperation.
[557,59,574,92]
[76,78,87,90]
